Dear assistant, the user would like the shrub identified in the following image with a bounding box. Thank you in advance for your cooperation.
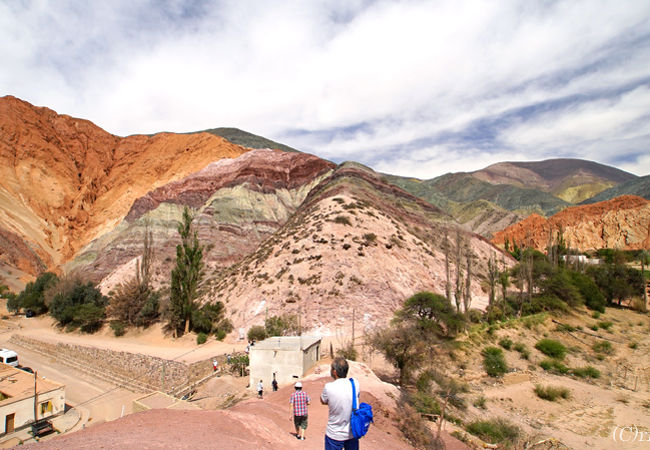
[534,384,571,401]
[336,343,358,361]
[592,340,614,355]
[590,324,599,331]
[591,311,601,319]
[482,346,508,377]
[498,337,513,350]
[539,358,569,374]
[513,342,530,360]
[535,339,567,359]
[571,366,601,379]
[466,417,520,444]
[409,391,441,415]
[110,320,126,337]
[629,342,638,349]
[597,321,613,331]
[196,332,208,345]
[473,396,487,409]
[555,323,575,332]
[265,313,300,337]
[334,215,352,226]
[247,325,266,342]
[49,279,107,332]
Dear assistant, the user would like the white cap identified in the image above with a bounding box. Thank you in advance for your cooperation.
[294,381,302,388]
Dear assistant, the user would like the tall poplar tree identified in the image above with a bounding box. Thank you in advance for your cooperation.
[169,207,205,337]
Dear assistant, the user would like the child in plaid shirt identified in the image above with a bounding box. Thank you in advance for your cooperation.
[290,381,311,440]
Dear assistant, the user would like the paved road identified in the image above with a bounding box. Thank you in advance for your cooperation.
[0,332,143,425]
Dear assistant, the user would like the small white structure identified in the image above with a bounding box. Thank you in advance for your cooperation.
[249,336,321,389]
[0,365,65,434]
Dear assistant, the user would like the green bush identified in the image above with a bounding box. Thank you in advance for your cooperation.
[8,272,58,315]
[539,358,569,374]
[534,384,571,401]
[592,340,614,355]
[555,323,575,332]
[247,325,267,342]
[513,342,530,360]
[591,311,601,319]
[409,391,441,415]
[482,346,508,377]
[49,280,107,332]
[336,343,358,361]
[629,342,638,349]
[110,320,126,337]
[498,337,513,350]
[196,332,208,345]
[571,366,601,379]
[535,339,567,359]
[215,328,227,341]
[597,321,613,331]
[466,417,520,444]
[334,215,352,226]
[473,396,487,409]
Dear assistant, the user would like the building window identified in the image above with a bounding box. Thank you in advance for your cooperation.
[40,401,52,415]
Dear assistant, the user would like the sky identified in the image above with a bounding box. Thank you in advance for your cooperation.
[1,0,650,179]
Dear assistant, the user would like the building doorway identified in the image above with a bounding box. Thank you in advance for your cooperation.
[5,413,15,433]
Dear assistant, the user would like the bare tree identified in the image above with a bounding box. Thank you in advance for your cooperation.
[486,253,498,307]
[444,229,451,304]
[454,230,463,314]
[463,241,473,315]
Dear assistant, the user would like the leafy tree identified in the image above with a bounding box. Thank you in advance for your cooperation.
[396,291,465,338]
[8,272,58,315]
[566,270,605,312]
[265,313,301,337]
[247,325,266,342]
[587,262,644,306]
[169,207,205,336]
[370,322,425,386]
[49,279,107,333]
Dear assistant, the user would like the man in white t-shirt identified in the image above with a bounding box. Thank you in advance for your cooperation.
[320,357,359,450]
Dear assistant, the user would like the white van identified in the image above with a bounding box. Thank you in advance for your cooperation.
[0,349,18,367]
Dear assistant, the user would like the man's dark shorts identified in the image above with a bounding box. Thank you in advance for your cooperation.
[324,435,359,450]
[293,415,308,430]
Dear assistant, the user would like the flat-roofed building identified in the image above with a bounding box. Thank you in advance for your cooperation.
[0,365,65,435]
[249,336,321,389]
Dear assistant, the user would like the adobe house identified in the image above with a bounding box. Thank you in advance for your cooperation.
[249,336,321,389]
[0,365,65,435]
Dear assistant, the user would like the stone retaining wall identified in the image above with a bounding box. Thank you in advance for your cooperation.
[9,335,219,393]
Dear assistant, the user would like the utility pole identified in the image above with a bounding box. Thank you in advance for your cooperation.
[33,370,38,422]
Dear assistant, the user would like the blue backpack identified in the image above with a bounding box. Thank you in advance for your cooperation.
[349,378,373,438]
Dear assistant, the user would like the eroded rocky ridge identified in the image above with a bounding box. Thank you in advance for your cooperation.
[73,149,336,287]
[491,195,650,252]
[205,162,510,332]
[0,96,248,283]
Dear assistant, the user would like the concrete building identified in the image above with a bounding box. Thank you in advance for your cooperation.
[249,336,321,389]
[0,364,65,435]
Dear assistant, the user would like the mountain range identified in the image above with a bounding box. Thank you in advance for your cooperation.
[1,95,648,330]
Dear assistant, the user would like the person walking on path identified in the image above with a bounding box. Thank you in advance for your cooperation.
[272,378,278,391]
[212,358,218,372]
[257,379,264,399]
[290,381,311,440]
[320,357,360,450]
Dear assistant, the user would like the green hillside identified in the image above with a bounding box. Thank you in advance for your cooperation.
[580,175,650,204]
[200,127,301,153]
[387,172,569,216]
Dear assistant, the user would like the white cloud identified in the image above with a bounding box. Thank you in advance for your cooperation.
[1,0,649,177]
